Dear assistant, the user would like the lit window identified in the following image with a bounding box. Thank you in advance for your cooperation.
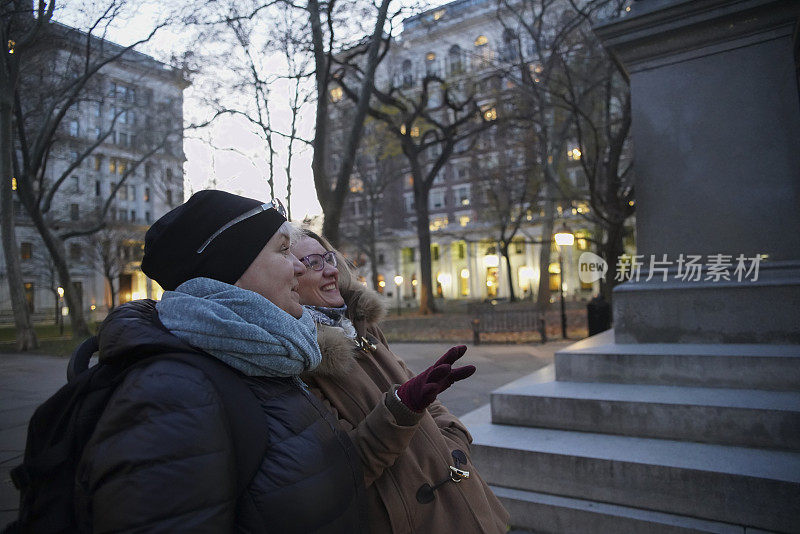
[454,185,470,205]
[433,9,445,20]
[410,126,420,137]
[349,176,364,193]
[11,177,16,191]
[20,242,32,260]
[426,52,436,62]
[429,216,448,231]
[483,107,497,121]
[474,35,488,46]
[330,87,343,103]
[567,147,582,160]
[459,215,470,227]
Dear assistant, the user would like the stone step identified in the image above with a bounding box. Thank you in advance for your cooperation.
[555,330,800,391]
[460,405,800,533]
[492,486,748,534]
[490,374,800,450]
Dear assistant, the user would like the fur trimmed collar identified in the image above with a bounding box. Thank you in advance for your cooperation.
[304,284,387,378]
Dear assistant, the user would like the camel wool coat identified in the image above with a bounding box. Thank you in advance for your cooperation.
[302,286,509,534]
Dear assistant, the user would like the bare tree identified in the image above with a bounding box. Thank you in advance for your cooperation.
[307,0,396,245]
[339,68,497,314]
[470,123,544,301]
[26,242,61,326]
[3,1,178,339]
[493,0,629,307]
[188,1,301,204]
[1,0,43,349]
[339,142,403,289]
[85,224,142,311]
[559,0,634,303]
[275,4,315,219]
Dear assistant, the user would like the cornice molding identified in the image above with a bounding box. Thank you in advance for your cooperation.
[594,0,800,74]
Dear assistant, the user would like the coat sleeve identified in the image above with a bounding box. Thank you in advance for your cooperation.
[307,383,422,488]
[369,324,473,450]
[76,360,237,534]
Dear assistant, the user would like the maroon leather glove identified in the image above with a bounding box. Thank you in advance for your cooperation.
[396,345,476,412]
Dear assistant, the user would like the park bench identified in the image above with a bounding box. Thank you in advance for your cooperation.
[470,306,547,345]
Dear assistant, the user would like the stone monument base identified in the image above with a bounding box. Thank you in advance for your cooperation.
[464,330,800,532]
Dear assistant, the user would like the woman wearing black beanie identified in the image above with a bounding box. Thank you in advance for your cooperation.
[74,190,368,533]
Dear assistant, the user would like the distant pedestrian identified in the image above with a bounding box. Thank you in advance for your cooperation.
[75,191,367,533]
[292,229,509,533]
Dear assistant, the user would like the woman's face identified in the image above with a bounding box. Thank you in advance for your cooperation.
[235,229,306,318]
[291,236,345,308]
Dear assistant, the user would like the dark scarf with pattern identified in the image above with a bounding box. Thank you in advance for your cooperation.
[304,305,357,340]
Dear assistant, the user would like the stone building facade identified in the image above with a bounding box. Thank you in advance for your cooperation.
[0,24,187,323]
[328,0,606,307]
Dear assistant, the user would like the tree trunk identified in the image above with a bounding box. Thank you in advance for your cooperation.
[312,0,391,246]
[412,167,436,315]
[26,207,91,338]
[536,199,555,309]
[308,0,333,239]
[107,275,117,312]
[367,229,380,291]
[501,242,517,302]
[53,290,59,325]
[0,70,38,351]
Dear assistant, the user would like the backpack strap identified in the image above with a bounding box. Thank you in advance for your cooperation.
[67,336,99,383]
[149,352,269,499]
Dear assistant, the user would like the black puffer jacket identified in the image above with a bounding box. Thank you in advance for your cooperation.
[75,300,368,533]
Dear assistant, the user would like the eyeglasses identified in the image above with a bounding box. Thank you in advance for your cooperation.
[197,199,286,254]
[300,251,337,271]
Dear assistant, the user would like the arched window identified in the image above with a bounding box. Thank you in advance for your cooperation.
[425,52,436,75]
[402,59,413,88]
[448,45,463,75]
[473,35,490,69]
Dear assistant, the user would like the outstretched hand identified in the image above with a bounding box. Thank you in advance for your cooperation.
[396,346,476,412]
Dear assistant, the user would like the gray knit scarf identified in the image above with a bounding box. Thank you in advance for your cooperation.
[157,277,321,377]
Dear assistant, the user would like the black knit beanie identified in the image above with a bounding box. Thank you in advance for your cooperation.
[141,190,287,291]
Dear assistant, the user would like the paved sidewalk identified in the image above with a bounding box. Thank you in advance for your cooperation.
[393,340,572,416]
[0,339,574,526]
[1,353,69,526]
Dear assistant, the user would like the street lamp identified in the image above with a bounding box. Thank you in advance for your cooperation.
[57,286,65,336]
[554,224,574,339]
[394,275,404,316]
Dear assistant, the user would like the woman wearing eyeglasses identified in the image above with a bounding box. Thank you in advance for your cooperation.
[292,230,509,534]
[73,191,367,533]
